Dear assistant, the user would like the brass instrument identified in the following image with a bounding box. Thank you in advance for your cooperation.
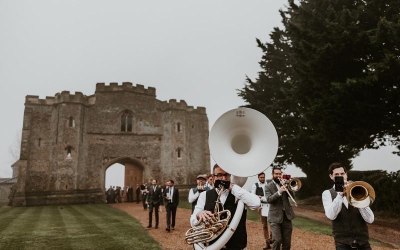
[345,181,375,208]
[185,186,231,245]
[186,107,279,250]
[279,174,302,206]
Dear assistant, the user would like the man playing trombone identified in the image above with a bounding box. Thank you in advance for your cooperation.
[322,162,374,250]
[265,166,295,250]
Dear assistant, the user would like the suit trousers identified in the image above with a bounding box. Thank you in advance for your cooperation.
[270,213,292,250]
[165,203,177,228]
[148,202,160,226]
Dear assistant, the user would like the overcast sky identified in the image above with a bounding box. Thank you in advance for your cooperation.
[1,1,399,185]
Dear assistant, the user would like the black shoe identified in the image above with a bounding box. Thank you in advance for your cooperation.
[147,225,152,228]
[155,225,158,229]
[166,227,170,232]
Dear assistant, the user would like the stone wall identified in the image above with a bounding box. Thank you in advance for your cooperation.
[10,82,210,206]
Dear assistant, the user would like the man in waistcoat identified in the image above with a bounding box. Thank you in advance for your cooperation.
[265,166,295,250]
[322,162,374,250]
[190,164,260,250]
[163,179,180,231]
[188,174,209,212]
[251,172,272,249]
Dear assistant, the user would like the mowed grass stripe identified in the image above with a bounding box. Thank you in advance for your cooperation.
[0,206,27,234]
[0,206,44,249]
[71,204,160,249]
[61,205,129,249]
[22,206,73,250]
[0,205,160,249]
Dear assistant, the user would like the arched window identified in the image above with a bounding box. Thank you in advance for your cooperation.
[69,116,75,128]
[121,111,133,132]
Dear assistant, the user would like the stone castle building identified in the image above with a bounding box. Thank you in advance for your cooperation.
[10,82,210,206]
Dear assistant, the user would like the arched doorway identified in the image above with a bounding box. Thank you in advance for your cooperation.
[104,157,144,203]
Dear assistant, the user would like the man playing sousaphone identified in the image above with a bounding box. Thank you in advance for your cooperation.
[322,162,375,250]
[189,164,261,250]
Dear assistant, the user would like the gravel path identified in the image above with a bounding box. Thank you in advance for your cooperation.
[113,203,396,250]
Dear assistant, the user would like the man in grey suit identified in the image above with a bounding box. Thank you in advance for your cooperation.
[265,166,295,250]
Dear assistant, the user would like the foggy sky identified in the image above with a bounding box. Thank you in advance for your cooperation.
[1,0,398,183]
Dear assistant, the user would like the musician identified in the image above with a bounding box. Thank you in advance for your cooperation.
[188,174,209,212]
[265,166,295,250]
[322,162,374,250]
[146,179,163,229]
[205,174,214,190]
[190,164,260,250]
[163,179,179,232]
[251,172,272,250]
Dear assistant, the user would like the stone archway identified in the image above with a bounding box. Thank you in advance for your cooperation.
[104,157,144,193]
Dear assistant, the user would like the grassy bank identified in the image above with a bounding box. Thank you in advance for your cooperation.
[0,204,160,250]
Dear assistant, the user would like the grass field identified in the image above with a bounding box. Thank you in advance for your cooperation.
[0,204,160,250]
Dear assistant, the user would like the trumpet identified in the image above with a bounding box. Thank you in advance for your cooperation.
[344,181,375,208]
[278,174,302,207]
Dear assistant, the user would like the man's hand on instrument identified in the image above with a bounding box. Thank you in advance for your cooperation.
[196,210,214,222]
[278,185,286,194]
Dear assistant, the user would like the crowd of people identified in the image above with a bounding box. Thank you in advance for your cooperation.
[106,161,375,250]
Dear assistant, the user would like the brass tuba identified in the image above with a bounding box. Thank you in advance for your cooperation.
[186,107,279,250]
[185,186,231,245]
[345,181,375,208]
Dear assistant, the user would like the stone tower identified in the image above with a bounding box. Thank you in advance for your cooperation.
[10,82,210,206]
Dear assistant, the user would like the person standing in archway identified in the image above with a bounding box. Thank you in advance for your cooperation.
[146,179,163,229]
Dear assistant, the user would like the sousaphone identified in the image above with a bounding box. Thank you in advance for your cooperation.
[193,107,279,250]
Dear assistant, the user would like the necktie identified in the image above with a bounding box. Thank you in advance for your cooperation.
[169,188,173,203]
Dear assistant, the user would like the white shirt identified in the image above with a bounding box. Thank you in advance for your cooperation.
[251,181,270,216]
[322,186,374,224]
[169,186,174,201]
[188,187,200,203]
[190,184,261,226]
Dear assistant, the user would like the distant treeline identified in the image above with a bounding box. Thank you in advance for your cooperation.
[297,170,400,215]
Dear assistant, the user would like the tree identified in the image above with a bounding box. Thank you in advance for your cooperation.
[239,0,400,194]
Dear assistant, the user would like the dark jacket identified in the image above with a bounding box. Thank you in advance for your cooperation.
[146,185,163,205]
[163,186,179,207]
[265,181,295,223]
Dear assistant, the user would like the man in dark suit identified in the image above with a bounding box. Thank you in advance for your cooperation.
[265,166,295,250]
[146,179,163,229]
[163,179,180,231]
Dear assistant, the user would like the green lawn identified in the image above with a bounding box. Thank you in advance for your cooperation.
[0,204,161,250]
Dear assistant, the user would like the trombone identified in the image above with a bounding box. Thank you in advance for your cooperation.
[278,174,302,207]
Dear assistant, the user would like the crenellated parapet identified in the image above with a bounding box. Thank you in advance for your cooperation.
[25,92,90,105]
[95,82,156,97]
[160,99,206,114]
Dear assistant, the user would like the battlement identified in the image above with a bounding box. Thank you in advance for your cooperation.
[25,92,89,105]
[162,99,206,114]
[95,82,156,96]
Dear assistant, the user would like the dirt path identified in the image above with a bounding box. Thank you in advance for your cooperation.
[113,203,396,250]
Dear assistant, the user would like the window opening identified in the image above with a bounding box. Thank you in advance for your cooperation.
[65,146,73,160]
[69,116,75,128]
[121,111,133,132]
[177,122,181,132]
